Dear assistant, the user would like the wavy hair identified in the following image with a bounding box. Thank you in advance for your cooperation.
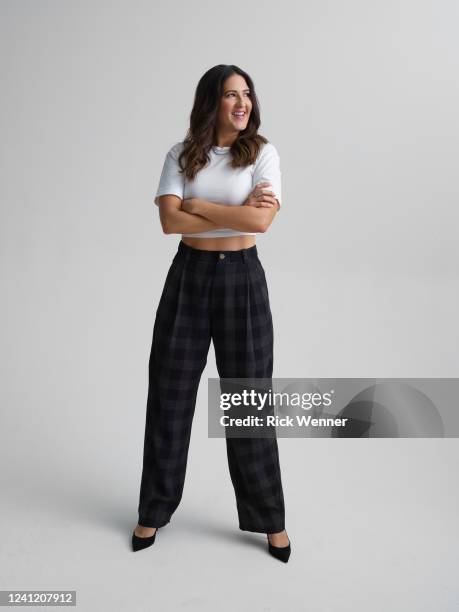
[177,64,268,181]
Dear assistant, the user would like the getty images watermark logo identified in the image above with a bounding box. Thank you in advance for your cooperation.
[219,387,342,429]
[219,388,335,410]
[208,378,457,438]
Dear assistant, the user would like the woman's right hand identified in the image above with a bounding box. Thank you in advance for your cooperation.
[243,181,277,208]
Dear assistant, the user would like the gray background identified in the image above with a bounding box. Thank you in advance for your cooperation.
[1,0,458,610]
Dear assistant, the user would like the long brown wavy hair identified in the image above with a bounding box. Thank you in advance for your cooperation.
[177,65,269,181]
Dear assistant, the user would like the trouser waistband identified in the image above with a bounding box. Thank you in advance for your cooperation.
[176,239,259,263]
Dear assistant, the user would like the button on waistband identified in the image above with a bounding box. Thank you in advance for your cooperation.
[219,253,226,259]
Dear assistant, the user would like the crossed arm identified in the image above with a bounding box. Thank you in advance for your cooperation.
[158,196,279,235]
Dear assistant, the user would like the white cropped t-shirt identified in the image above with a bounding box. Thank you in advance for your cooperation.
[154,141,282,238]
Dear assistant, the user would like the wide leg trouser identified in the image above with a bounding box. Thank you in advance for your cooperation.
[137,240,286,533]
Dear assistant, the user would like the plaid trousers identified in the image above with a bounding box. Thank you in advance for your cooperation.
[137,239,286,533]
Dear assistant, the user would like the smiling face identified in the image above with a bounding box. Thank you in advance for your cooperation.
[215,73,252,145]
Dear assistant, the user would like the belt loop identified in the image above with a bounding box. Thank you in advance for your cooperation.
[241,249,247,263]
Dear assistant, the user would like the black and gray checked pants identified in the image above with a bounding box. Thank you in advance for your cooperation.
[137,239,286,533]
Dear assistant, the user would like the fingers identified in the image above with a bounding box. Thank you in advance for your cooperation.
[253,188,276,200]
[245,183,277,207]
[257,193,278,205]
[248,198,276,208]
[253,181,272,195]
[246,203,273,208]
[255,182,272,190]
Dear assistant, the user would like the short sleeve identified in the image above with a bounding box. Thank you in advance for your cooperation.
[154,143,185,206]
[251,142,282,209]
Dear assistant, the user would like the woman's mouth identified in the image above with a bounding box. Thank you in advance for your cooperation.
[231,111,246,121]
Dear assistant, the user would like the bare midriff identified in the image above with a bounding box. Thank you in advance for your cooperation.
[181,235,256,251]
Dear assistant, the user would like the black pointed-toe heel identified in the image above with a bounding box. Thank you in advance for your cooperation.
[267,535,291,563]
[132,528,158,552]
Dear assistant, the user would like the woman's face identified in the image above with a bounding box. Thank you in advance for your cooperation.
[217,74,252,136]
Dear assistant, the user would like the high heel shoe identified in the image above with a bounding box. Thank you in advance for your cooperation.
[132,527,158,552]
[267,534,291,563]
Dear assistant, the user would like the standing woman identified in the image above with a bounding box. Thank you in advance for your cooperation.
[132,64,291,562]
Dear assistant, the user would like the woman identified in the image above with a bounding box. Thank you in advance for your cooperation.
[132,64,291,562]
